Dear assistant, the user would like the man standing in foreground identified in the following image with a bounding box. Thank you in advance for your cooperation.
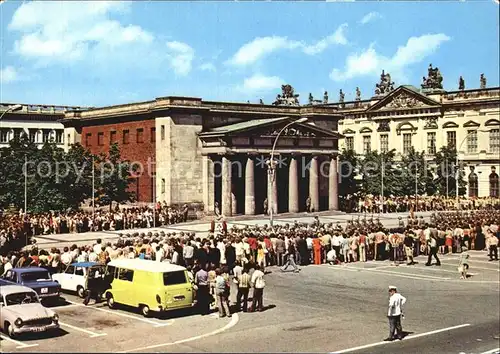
[385,285,406,341]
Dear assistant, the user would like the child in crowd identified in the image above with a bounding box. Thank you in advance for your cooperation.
[458,246,470,279]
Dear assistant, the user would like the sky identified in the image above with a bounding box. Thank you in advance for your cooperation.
[0,0,499,107]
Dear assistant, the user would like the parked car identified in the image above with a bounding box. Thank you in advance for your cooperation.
[104,259,194,317]
[52,262,104,298]
[0,284,59,338]
[1,268,61,305]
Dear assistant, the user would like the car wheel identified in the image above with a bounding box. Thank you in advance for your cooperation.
[140,305,150,317]
[107,294,116,309]
[77,286,85,298]
[6,323,16,339]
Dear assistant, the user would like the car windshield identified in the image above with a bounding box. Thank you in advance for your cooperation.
[5,292,39,305]
[21,271,52,282]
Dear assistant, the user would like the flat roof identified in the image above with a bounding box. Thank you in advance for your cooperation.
[107,259,186,273]
[0,284,36,296]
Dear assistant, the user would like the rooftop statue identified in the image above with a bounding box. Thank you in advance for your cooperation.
[458,76,465,91]
[272,84,300,106]
[421,63,444,90]
[480,74,487,89]
[339,89,345,103]
[355,87,361,101]
[323,91,328,104]
[374,70,395,95]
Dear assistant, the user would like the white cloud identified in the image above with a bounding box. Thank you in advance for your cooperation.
[0,66,18,83]
[303,24,348,55]
[330,33,451,82]
[227,24,348,66]
[360,12,381,25]
[166,41,194,76]
[241,74,283,92]
[227,36,302,66]
[8,1,193,76]
[199,62,216,72]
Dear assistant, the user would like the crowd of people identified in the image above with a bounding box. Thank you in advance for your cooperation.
[341,195,500,214]
[1,207,499,317]
[0,202,191,254]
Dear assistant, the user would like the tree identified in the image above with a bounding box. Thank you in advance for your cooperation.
[399,147,436,196]
[95,143,136,211]
[338,149,360,197]
[360,149,401,196]
[433,146,466,197]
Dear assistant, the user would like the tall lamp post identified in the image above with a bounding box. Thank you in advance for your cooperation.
[455,129,489,209]
[266,117,308,227]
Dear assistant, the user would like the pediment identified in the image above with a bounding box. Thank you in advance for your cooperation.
[442,121,459,129]
[485,119,500,126]
[343,128,356,135]
[463,120,480,128]
[198,117,341,140]
[256,122,340,139]
[366,86,441,112]
[359,127,373,134]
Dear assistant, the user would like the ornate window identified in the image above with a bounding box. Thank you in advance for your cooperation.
[467,130,477,153]
[447,131,456,148]
[110,131,117,144]
[427,132,436,154]
[123,130,130,144]
[489,129,500,153]
[468,167,478,198]
[345,136,354,151]
[98,132,104,146]
[363,135,371,154]
[136,128,144,143]
[29,129,37,143]
[490,167,499,198]
[42,130,50,143]
[380,134,389,153]
[403,133,412,155]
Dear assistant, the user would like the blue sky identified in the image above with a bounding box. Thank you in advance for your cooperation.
[1,1,499,107]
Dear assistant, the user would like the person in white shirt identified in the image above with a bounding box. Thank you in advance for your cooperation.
[93,239,103,256]
[250,265,266,312]
[385,285,406,341]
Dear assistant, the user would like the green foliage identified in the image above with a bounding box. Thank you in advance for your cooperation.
[432,146,466,196]
[94,143,136,210]
[0,138,135,213]
[338,149,360,196]
[399,147,436,196]
[360,149,401,196]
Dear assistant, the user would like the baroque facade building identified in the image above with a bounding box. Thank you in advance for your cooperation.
[333,68,499,198]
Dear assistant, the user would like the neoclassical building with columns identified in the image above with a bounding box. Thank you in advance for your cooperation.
[60,88,343,216]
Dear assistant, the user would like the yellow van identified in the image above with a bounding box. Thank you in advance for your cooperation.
[104,259,194,317]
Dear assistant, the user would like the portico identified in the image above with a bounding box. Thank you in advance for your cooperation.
[199,117,342,217]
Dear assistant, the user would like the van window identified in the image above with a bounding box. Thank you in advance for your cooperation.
[65,266,75,274]
[163,271,187,286]
[117,268,134,282]
[106,266,116,278]
[75,268,84,276]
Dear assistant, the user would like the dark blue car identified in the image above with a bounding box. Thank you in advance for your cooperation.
[1,268,61,304]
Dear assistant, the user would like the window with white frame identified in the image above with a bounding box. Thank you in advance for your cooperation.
[345,136,354,151]
[447,131,456,148]
[467,130,477,153]
[29,130,37,143]
[403,133,412,155]
[489,129,500,153]
[427,132,436,154]
[380,134,389,153]
[0,130,7,143]
[363,135,371,154]
[56,130,63,144]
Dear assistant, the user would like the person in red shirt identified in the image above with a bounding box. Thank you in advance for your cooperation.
[264,236,273,266]
[247,235,258,263]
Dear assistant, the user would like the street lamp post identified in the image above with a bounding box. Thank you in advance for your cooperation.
[380,154,384,214]
[455,129,489,209]
[267,117,308,227]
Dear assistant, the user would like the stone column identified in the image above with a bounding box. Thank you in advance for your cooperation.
[267,168,278,215]
[309,156,320,212]
[329,155,339,210]
[288,155,299,213]
[245,156,255,215]
[221,156,232,217]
